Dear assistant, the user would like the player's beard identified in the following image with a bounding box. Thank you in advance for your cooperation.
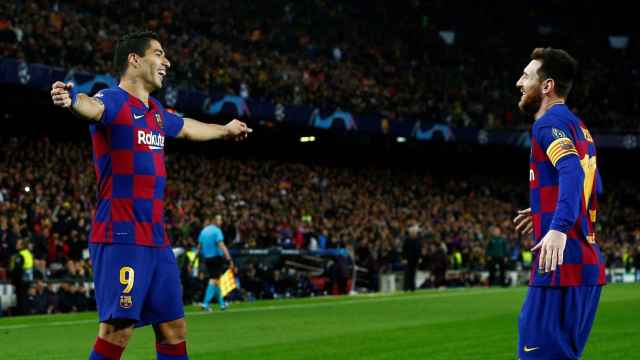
[518,87,543,115]
[151,72,163,91]
[143,66,162,92]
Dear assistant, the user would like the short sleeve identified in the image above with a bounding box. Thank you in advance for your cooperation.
[533,123,578,167]
[215,228,224,243]
[94,89,124,125]
[163,110,184,138]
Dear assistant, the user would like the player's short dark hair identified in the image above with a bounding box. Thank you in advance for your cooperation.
[531,47,578,98]
[113,31,160,78]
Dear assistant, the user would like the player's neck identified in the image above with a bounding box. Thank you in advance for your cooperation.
[119,78,151,107]
[535,96,565,120]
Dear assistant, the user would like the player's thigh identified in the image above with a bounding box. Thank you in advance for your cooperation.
[139,247,184,326]
[90,244,154,322]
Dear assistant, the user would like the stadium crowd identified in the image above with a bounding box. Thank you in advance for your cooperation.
[1,0,639,131]
[1,136,639,315]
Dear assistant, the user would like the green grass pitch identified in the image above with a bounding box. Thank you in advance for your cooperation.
[1,284,638,359]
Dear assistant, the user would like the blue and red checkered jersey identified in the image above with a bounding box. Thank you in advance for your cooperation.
[529,103,606,287]
[89,86,184,247]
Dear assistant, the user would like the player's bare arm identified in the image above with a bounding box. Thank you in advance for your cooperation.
[50,81,104,122]
[177,117,252,142]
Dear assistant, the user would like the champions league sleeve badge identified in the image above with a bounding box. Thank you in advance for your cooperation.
[552,128,567,139]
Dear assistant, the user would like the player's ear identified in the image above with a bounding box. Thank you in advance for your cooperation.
[542,78,554,94]
[128,53,140,68]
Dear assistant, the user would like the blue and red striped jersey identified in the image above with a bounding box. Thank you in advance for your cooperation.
[529,104,606,287]
[89,86,184,247]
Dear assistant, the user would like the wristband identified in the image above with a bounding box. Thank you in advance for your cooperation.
[69,86,78,107]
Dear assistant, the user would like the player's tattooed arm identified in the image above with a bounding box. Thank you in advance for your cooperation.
[70,93,105,122]
[178,118,252,141]
[50,81,104,122]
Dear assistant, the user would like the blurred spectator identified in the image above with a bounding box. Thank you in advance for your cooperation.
[402,224,422,292]
[9,239,32,314]
[0,0,638,131]
[331,251,351,295]
[486,226,508,287]
[429,241,448,288]
[355,238,380,292]
[632,245,640,282]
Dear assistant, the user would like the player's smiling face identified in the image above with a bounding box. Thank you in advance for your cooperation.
[139,40,170,91]
[516,60,544,115]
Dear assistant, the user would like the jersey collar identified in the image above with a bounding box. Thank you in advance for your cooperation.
[117,86,157,111]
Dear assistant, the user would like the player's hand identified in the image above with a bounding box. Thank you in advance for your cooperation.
[531,229,566,273]
[51,81,75,108]
[513,208,533,235]
[224,119,252,141]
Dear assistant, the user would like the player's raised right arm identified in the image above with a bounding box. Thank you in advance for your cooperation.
[50,81,104,122]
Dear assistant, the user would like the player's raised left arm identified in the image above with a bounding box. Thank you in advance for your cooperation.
[51,81,104,122]
[177,118,251,142]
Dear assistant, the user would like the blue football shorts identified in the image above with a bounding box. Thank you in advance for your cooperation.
[89,243,184,327]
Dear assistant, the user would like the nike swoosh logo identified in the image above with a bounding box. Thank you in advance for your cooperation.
[523,346,540,352]
[133,114,145,119]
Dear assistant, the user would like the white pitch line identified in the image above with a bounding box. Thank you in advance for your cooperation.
[188,288,514,316]
[0,288,516,331]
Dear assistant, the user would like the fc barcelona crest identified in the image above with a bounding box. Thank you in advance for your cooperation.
[155,113,163,129]
[120,295,133,309]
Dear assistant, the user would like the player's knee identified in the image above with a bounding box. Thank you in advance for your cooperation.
[99,319,135,347]
[158,319,187,344]
[173,323,187,342]
[172,320,188,342]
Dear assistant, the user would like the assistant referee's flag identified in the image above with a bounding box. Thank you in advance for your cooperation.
[219,268,237,297]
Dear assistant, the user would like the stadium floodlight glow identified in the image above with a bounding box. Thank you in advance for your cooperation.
[300,136,316,143]
[396,137,407,143]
